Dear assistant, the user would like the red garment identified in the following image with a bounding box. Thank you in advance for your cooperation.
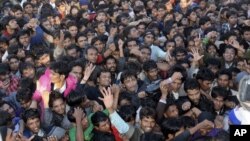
[96,54,104,64]
[6,76,19,95]
[111,126,122,141]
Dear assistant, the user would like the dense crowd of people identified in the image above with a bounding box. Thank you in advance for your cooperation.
[0,0,250,140]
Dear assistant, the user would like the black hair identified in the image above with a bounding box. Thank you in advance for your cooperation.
[118,92,132,106]
[199,16,211,26]
[196,68,215,82]
[139,107,156,120]
[0,63,10,75]
[217,69,232,80]
[48,91,65,108]
[22,108,40,123]
[143,60,157,72]
[168,64,187,82]
[118,105,136,123]
[161,118,182,139]
[120,70,137,84]
[67,107,86,123]
[172,47,188,57]
[0,110,12,126]
[19,62,35,76]
[205,58,221,69]
[92,131,115,141]
[211,86,228,101]
[140,132,164,141]
[184,78,200,92]
[91,111,109,127]
[50,61,70,78]
[179,116,196,129]
[66,90,86,107]
[16,88,33,103]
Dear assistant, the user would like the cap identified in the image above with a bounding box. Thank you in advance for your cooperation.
[80,0,89,6]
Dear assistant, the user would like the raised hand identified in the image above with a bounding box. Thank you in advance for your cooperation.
[73,107,84,122]
[99,87,114,113]
[47,136,58,141]
[165,51,175,66]
[244,60,250,74]
[191,48,204,62]
[81,63,96,84]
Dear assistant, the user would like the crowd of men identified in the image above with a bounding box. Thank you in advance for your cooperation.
[0,0,250,140]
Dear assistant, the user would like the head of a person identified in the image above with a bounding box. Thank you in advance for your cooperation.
[50,61,69,84]
[222,45,237,63]
[34,48,50,67]
[0,63,11,90]
[22,108,41,134]
[118,105,136,125]
[118,92,132,107]
[91,111,111,133]
[226,10,238,25]
[139,107,156,133]
[104,56,117,73]
[184,79,201,105]
[85,46,98,64]
[48,91,66,115]
[120,70,138,93]
[16,29,31,47]
[139,46,151,63]
[7,55,20,72]
[205,58,221,75]
[20,62,35,79]
[69,61,84,82]
[161,118,184,140]
[164,100,179,118]
[3,16,18,30]
[196,68,215,91]
[199,16,212,30]
[217,69,232,88]
[16,88,33,109]
[172,47,187,61]
[197,112,215,136]
[168,64,187,92]
[143,30,155,46]
[96,69,111,87]
[76,32,88,48]
[211,86,228,111]
[0,101,15,118]
[67,107,88,129]
[143,60,158,81]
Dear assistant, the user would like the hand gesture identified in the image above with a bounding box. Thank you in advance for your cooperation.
[99,87,114,111]
[82,63,96,83]
[198,119,214,129]
[109,43,116,52]
[59,30,65,48]
[138,91,148,98]
[130,47,141,56]
[118,39,124,48]
[47,136,58,141]
[160,80,169,96]
[244,60,250,74]
[44,33,54,43]
[165,51,175,66]
[110,27,118,37]
[73,107,83,122]
[171,72,183,81]
[111,84,120,95]
[15,134,35,141]
[191,48,204,62]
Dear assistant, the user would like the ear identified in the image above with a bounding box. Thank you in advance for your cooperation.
[197,79,202,84]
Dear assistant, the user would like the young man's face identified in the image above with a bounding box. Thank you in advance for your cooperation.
[146,68,158,81]
[19,34,30,47]
[38,53,50,67]
[127,40,139,51]
[128,28,139,39]
[13,10,23,19]
[68,26,78,37]
[98,72,111,87]
[86,48,98,63]
[70,66,83,82]
[50,70,64,84]
[95,118,111,133]
[9,58,19,72]
[97,23,106,34]
[140,48,151,63]
[171,79,182,92]
[144,34,154,46]
[217,74,230,88]
[164,105,179,118]
[199,80,213,91]
[123,76,138,93]
[243,31,250,42]
[20,100,32,109]
[140,116,156,133]
[7,19,18,30]
[213,96,224,111]
[93,40,105,53]
[223,48,235,62]
[77,36,88,48]
[105,58,117,72]
[228,15,237,25]
[63,38,72,48]
[22,67,35,79]
[52,98,66,115]
[187,89,201,105]
[67,48,78,58]
[26,117,40,134]
[96,12,107,22]
[0,103,15,117]
[0,73,10,90]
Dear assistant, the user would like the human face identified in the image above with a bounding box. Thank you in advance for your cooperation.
[189,12,197,22]
[137,24,146,35]
[38,53,50,67]
[52,98,66,115]
[202,21,212,30]
[70,66,82,82]
[77,36,88,48]
[9,58,19,71]
[123,76,138,93]
[165,42,175,53]
[63,38,72,48]
[171,79,182,92]
[105,58,116,72]
[146,68,158,81]
[207,45,217,56]
[243,31,250,42]
[187,89,200,105]
[67,48,78,58]
[228,15,237,25]
[96,12,107,22]
[200,80,212,91]
[93,40,105,53]
[140,117,156,133]
[50,70,63,84]
[213,96,224,111]
[0,103,15,117]
[237,61,244,71]
[144,34,154,46]
[14,10,23,19]
[69,26,78,37]
[223,48,235,62]
[81,112,89,129]
[19,34,30,47]
[140,48,151,63]
[8,19,18,30]
[129,28,139,38]
[174,36,184,47]
[208,65,219,75]
[98,72,111,87]
[26,118,40,134]
[217,74,229,88]
[86,48,98,63]
[0,74,10,90]
[96,119,111,132]
[127,41,139,51]
[22,68,35,79]
[42,20,52,31]
[20,100,32,109]
[97,23,106,34]
[175,52,186,61]
[24,4,33,14]
[164,105,179,118]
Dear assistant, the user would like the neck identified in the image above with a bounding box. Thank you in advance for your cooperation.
[54,80,65,89]
[6,28,15,35]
